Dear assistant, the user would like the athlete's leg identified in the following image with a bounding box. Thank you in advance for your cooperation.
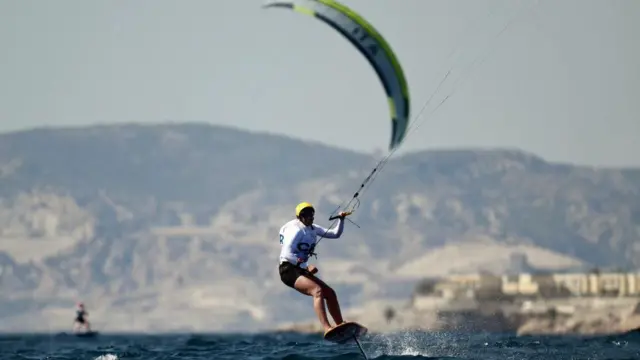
[293,274,344,329]
[306,274,344,326]
[293,275,332,331]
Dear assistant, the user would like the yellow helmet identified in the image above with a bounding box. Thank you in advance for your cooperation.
[295,202,314,217]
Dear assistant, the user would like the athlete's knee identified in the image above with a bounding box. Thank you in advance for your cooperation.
[310,284,324,298]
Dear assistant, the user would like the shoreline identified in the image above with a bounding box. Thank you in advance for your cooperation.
[272,300,640,337]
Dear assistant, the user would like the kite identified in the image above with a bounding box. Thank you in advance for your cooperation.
[264,0,411,151]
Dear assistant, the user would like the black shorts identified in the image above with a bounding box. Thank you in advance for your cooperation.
[75,317,86,324]
[279,262,310,288]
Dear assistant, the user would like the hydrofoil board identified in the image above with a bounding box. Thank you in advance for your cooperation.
[323,321,368,344]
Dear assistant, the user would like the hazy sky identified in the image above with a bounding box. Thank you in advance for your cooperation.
[1,0,638,167]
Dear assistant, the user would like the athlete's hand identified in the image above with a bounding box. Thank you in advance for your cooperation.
[307,265,318,274]
[338,211,352,219]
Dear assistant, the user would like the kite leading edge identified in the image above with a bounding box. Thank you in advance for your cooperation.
[263,0,411,151]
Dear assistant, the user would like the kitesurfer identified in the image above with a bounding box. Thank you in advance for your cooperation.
[278,202,350,334]
[73,302,91,332]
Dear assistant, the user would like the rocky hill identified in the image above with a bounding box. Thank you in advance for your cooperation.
[0,123,638,333]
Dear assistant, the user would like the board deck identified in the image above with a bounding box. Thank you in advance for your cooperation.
[55,331,99,339]
[323,321,368,344]
[74,331,99,338]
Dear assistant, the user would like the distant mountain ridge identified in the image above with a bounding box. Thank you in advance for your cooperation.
[0,122,638,332]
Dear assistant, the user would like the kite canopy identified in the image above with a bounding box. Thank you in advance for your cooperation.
[264,0,410,151]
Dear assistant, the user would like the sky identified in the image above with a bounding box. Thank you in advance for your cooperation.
[1,0,638,167]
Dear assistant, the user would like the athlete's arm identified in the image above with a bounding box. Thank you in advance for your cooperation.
[314,217,344,239]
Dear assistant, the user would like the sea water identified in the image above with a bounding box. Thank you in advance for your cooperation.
[1,330,638,360]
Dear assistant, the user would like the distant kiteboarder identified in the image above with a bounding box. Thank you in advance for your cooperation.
[73,302,92,333]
